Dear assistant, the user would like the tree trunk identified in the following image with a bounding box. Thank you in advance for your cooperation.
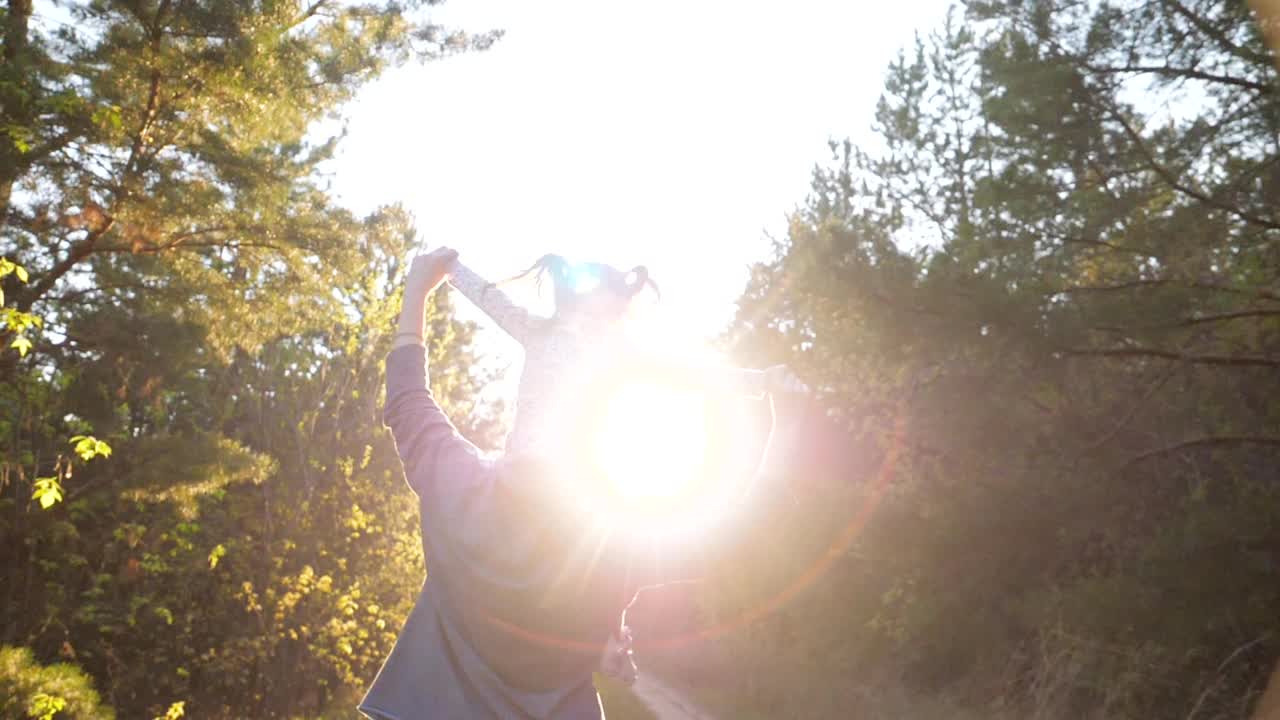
[0,0,35,226]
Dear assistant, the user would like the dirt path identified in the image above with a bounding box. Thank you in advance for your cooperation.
[630,674,716,720]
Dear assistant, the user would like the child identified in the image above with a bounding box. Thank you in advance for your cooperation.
[446,252,807,682]
[448,254,797,462]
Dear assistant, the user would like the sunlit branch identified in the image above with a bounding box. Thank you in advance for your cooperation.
[1063,345,1280,368]
[1080,63,1272,93]
[1121,434,1280,470]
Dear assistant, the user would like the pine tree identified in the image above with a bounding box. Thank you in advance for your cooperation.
[1,2,502,717]
[706,1,1280,716]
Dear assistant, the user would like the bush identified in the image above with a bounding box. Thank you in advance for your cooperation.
[0,646,114,720]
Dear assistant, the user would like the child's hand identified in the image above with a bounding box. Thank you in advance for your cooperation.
[406,246,458,298]
[765,364,810,396]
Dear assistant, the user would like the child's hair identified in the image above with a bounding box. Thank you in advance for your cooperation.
[502,254,659,318]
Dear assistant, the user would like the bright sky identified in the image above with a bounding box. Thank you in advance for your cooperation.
[328,0,952,362]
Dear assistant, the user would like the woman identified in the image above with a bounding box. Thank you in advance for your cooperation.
[360,247,806,719]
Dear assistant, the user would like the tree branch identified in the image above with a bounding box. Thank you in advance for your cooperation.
[1080,365,1177,453]
[18,0,171,309]
[1092,309,1280,331]
[16,218,115,312]
[1161,0,1273,67]
[1104,105,1280,230]
[1122,435,1280,470]
[1189,282,1280,303]
[1062,345,1280,368]
[97,238,287,254]
[1082,62,1272,93]
[1155,309,1280,327]
[1059,279,1168,294]
[292,0,332,29]
[1059,279,1280,303]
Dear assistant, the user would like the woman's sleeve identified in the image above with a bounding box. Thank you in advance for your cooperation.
[382,344,486,499]
[448,261,536,346]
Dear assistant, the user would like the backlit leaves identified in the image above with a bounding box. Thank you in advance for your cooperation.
[0,1,499,717]
[10,335,32,357]
[31,478,63,510]
[154,701,185,720]
[69,436,112,463]
[0,260,39,357]
[27,693,66,720]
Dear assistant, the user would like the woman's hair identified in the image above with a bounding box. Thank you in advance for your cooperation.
[502,254,659,318]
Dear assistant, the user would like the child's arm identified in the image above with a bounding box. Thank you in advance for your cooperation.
[712,366,768,399]
[658,363,805,400]
[448,259,537,345]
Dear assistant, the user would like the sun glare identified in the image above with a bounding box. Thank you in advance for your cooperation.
[591,381,708,504]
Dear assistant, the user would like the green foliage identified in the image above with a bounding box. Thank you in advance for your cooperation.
[0,1,502,718]
[0,259,29,285]
[693,1,1280,718]
[207,544,226,570]
[9,335,32,357]
[0,258,39,357]
[0,211,498,716]
[68,437,111,464]
[3,125,34,154]
[31,478,62,510]
[152,701,184,720]
[29,693,66,720]
[0,646,113,720]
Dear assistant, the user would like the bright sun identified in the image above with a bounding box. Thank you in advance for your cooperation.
[590,380,708,504]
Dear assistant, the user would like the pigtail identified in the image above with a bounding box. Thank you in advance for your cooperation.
[534,254,573,309]
[541,254,572,288]
[494,254,570,293]
[627,266,660,300]
[485,254,578,319]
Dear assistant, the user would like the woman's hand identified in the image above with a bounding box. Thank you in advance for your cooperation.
[405,246,459,300]
[395,246,458,349]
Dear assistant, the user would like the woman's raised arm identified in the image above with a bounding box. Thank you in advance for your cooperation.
[385,248,485,495]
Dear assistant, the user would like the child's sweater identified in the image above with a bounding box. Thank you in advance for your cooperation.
[448,260,767,460]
